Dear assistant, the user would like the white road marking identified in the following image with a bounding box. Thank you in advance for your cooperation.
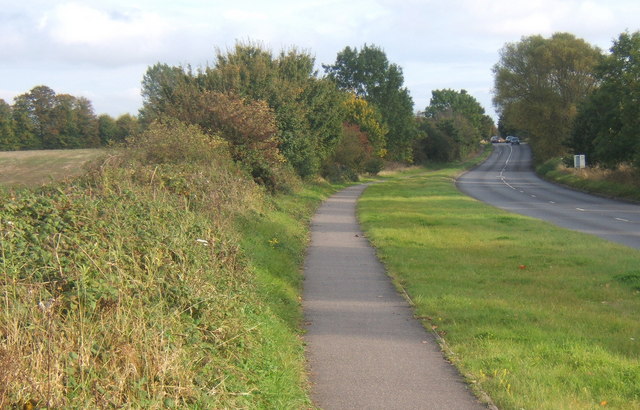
[616,218,630,222]
[576,208,586,211]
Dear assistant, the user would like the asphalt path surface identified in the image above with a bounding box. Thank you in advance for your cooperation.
[457,143,640,249]
[303,184,485,409]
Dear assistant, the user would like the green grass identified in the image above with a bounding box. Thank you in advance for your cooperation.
[233,181,344,408]
[358,165,640,409]
[0,149,105,187]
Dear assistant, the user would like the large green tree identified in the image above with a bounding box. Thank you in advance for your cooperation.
[324,44,416,162]
[49,94,99,148]
[571,31,640,169]
[140,42,346,179]
[0,99,18,150]
[139,63,195,126]
[204,43,345,177]
[426,89,494,138]
[417,89,494,163]
[493,33,602,162]
[9,86,100,149]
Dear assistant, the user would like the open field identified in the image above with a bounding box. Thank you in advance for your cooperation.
[0,149,105,187]
[358,164,640,409]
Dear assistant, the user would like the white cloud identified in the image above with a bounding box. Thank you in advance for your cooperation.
[46,3,162,46]
[36,3,173,64]
[0,0,638,117]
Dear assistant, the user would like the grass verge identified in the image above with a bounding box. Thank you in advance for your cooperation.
[358,164,640,409]
[537,159,640,203]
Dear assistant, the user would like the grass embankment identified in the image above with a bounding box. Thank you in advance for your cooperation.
[358,164,640,409]
[0,122,338,408]
[537,159,640,203]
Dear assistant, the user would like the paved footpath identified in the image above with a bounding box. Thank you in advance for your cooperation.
[303,184,486,409]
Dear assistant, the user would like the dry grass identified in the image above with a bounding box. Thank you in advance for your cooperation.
[0,149,105,187]
[0,122,315,407]
[538,160,640,202]
[561,163,640,188]
[378,162,421,176]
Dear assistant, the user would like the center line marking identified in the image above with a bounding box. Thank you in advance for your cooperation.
[616,218,630,222]
[576,208,585,211]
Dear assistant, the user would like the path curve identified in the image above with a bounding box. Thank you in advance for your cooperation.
[303,184,485,409]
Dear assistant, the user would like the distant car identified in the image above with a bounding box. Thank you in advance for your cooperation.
[510,137,520,145]
[505,136,515,143]
[490,136,500,143]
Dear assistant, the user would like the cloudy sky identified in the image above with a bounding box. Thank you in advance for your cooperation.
[1,0,638,120]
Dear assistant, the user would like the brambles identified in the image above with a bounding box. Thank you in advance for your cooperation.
[0,120,314,407]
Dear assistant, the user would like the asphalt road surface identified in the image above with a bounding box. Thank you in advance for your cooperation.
[457,143,640,249]
[303,185,485,410]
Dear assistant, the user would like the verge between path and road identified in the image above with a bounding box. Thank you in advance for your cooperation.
[303,183,487,409]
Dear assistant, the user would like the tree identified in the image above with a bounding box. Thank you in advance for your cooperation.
[115,114,140,143]
[414,117,456,163]
[12,85,58,149]
[322,123,375,182]
[0,99,18,150]
[324,44,416,161]
[425,89,494,139]
[570,31,640,168]
[202,42,346,177]
[98,114,119,145]
[140,63,194,125]
[493,33,602,162]
[418,89,494,162]
[342,93,388,157]
[9,86,99,149]
[50,94,99,148]
[140,42,347,180]
[427,89,494,140]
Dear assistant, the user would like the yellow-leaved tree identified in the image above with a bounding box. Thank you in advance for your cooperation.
[342,93,388,158]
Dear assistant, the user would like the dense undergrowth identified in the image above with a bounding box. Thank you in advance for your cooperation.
[0,121,333,408]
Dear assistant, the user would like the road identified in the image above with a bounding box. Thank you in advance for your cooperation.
[456,143,640,249]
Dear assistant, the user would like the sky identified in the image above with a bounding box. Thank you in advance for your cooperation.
[1,0,638,121]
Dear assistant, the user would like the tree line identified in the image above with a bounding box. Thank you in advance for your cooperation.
[138,43,422,190]
[0,86,139,150]
[1,41,497,190]
[493,30,640,171]
[138,42,494,190]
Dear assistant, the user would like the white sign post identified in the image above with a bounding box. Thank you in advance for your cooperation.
[574,154,586,169]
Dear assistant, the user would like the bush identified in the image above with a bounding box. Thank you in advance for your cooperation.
[130,119,230,166]
[364,157,384,175]
[321,123,374,182]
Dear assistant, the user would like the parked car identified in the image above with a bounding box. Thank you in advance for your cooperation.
[510,137,520,145]
[505,136,515,143]
[490,136,500,143]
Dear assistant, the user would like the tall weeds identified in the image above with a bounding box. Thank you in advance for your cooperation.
[0,121,303,407]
